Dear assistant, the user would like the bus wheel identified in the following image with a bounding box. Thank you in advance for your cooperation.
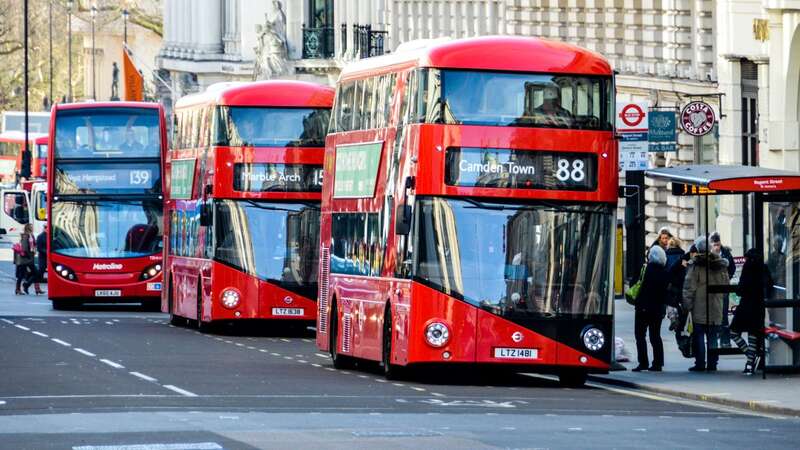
[167,276,184,327]
[558,370,588,388]
[329,300,355,370]
[382,304,404,380]
[52,300,73,311]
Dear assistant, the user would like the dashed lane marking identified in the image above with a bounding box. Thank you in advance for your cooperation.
[1,319,14,324]
[696,429,710,432]
[31,331,48,338]
[99,359,125,369]
[72,443,223,450]
[130,371,158,382]
[280,338,291,343]
[52,338,71,347]
[315,353,328,358]
[14,324,30,331]
[163,385,198,397]
[74,348,96,357]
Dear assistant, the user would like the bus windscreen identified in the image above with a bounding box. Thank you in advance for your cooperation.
[216,107,330,148]
[54,108,161,158]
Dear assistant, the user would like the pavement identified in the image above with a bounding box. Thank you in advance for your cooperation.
[595,299,800,416]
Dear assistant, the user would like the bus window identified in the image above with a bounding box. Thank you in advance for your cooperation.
[217,107,330,148]
[35,189,46,221]
[3,192,29,224]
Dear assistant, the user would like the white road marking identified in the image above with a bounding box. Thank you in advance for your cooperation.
[60,320,67,324]
[392,383,405,387]
[696,429,710,432]
[411,387,426,392]
[52,338,71,347]
[100,359,125,369]
[259,349,268,353]
[280,338,291,343]
[271,352,281,357]
[758,429,771,432]
[14,324,30,331]
[246,346,256,350]
[311,363,321,368]
[283,356,294,360]
[130,372,158,382]
[302,339,312,343]
[32,331,48,338]
[74,348,96,357]
[1,319,14,324]
[163,385,198,397]
[358,375,368,379]
[72,443,222,450]
[568,427,582,431]
[315,353,328,358]
[105,321,114,325]
[375,378,386,382]
[431,392,445,397]
[325,368,336,371]
[0,400,5,405]
[341,371,351,375]
[298,359,308,363]
[235,343,244,347]
[634,428,647,432]
[112,319,120,322]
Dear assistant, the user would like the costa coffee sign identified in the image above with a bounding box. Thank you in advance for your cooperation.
[680,101,715,136]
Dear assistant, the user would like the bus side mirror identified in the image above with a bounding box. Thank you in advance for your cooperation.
[0,228,6,235]
[199,203,212,227]
[395,204,412,236]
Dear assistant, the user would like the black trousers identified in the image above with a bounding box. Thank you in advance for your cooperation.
[635,309,664,368]
[15,263,38,286]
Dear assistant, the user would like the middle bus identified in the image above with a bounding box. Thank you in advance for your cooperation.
[164,81,334,329]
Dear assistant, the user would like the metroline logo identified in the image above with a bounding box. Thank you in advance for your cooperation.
[93,263,123,271]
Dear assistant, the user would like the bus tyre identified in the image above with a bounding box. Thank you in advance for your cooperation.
[52,300,72,311]
[382,305,404,380]
[558,370,588,388]
[329,300,355,370]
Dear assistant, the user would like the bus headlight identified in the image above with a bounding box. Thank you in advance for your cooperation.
[140,263,163,280]
[582,327,605,352]
[220,289,240,309]
[425,322,450,348]
[53,264,77,281]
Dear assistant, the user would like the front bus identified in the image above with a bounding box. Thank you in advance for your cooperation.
[48,103,166,310]
[318,36,617,386]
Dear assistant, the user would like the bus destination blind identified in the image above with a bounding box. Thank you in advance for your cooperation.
[445,147,597,191]
[234,163,323,192]
[56,162,160,194]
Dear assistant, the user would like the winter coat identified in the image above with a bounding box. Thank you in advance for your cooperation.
[665,247,686,307]
[13,232,35,266]
[636,262,669,316]
[731,262,773,334]
[719,245,736,279]
[682,252,730,325]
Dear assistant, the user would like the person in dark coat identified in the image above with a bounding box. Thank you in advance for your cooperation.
[633,245,669,371]
[730,248,773,375]
[36,226,47,283]
[664,237,686,308]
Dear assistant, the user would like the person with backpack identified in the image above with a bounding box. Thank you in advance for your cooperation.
[14,224,43,295]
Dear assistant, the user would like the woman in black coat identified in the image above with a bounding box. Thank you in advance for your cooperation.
[731,248,773,375]
[633,245,669,371]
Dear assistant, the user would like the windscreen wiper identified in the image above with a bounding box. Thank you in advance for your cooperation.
[241,199,319,211]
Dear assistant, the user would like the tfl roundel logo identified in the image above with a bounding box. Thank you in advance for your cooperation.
[512,331,524,343]
[283,296,293,305]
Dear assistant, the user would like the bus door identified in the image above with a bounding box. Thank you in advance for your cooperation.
[0,189,30,242]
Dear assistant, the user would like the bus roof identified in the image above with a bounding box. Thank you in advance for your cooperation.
[0,130,48,142]
[174,80,335,110]
[338,35,613,81]
[53,101,161,112]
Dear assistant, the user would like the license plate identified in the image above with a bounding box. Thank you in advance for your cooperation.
[95,290,122,297]
[493,347,538,360]
[272,307,304,316]
[146,282,162,291]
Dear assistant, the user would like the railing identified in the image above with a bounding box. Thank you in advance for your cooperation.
[352,24,387,59]
[302,25,334,59]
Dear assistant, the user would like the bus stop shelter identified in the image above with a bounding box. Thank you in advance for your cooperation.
[645,164,800,376]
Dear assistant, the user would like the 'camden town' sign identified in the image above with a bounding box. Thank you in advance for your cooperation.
[680,101,716,137]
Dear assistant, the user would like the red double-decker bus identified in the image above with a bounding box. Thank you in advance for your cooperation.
[163,81,333,330]
[0,131,48,182]
[47,102,167,310]
[316,36,617,385]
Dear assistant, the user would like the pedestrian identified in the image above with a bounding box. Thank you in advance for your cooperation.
[632,245,668,372]
[664,237,686,307]
[730,248,773,375]
[709,231,736,347]
[650,226,672,250]
[14,224,43,295]
[683,236,731,372]
[36,225,47,284]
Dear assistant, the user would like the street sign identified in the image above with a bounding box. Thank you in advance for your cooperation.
[648,111,676,152]
[680,101,716,136]
[616,101,650,171]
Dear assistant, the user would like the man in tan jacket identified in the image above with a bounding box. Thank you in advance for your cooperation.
[682,236,730,371]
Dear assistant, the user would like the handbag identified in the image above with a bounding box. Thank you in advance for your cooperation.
[624,264,646,306]
[12,242,25,256]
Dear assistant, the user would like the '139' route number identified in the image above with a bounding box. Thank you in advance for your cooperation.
[555,159,585,183]
[129,170,151,185]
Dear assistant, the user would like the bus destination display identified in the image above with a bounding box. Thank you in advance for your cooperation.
[55,163,159,194]
[445,147,597,191]
[234,163,323,192]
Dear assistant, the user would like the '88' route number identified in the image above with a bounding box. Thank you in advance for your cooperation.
[555,158,585,183]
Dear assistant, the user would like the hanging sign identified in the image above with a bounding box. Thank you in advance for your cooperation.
[648,111,677,152]
[680,101,716,136]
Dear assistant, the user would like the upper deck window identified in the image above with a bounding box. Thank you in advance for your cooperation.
[215,107,330,148]
[54,108,161,159]
[433,70,612,131]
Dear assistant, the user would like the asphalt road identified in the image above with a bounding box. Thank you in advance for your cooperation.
[0,261,798,449]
